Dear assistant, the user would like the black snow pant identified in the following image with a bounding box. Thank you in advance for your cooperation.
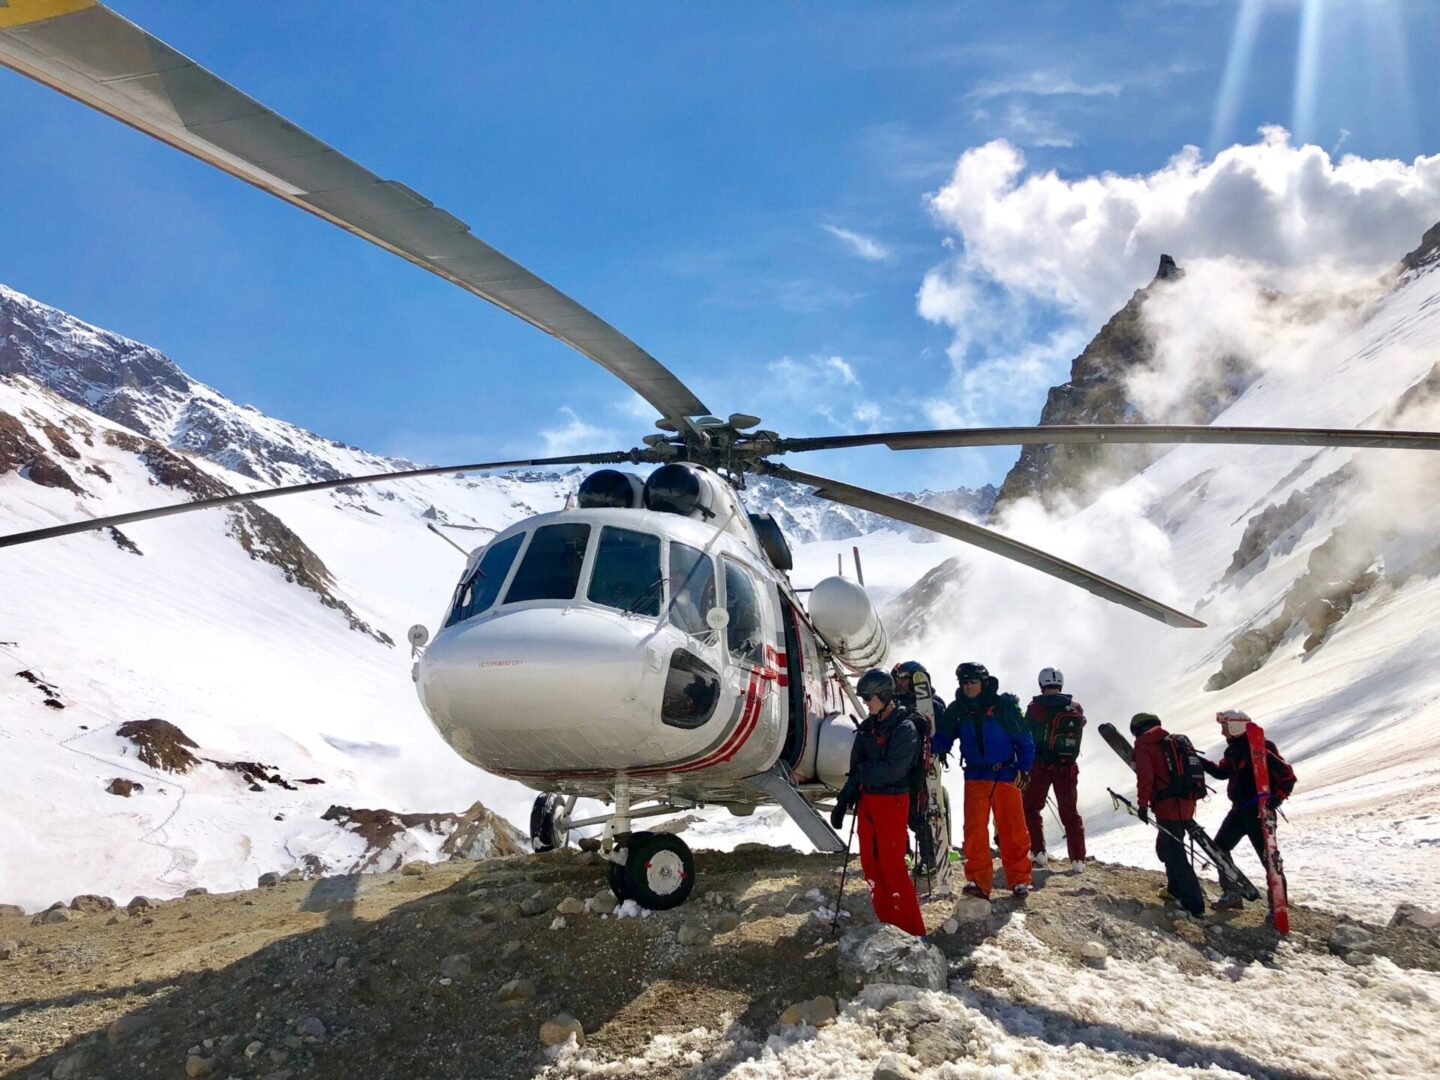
[1214,806,1288,898]
[1155,818,1205,916]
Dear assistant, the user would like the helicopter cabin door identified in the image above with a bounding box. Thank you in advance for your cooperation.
[718,558,783,755]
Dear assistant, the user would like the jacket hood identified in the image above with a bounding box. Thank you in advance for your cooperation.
[1135,725,1168,746]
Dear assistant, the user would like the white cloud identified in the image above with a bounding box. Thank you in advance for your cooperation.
[966,71,1125,102]
[972,101,1077,149]
[914,128,1440,428]
[539,406,618,457]
[822,224,894,262]
[767,354,872,430]
[923,127,1440,327]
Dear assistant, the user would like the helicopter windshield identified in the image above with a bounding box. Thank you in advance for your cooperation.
[504,523,591,603]
[587,526,662,616]
[444,532,524,627]
[667,541,716,637]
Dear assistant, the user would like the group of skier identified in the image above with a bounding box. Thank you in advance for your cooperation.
[831,660,1297,938]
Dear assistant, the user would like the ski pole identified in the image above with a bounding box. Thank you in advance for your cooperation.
[1046,795,1066,839]
[1106,788,1216,871]
[831,812,858,937]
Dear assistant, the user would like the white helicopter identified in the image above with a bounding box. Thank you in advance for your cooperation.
[6,2,1440,909]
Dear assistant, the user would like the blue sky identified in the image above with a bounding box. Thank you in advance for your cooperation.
[3,0,1439,493]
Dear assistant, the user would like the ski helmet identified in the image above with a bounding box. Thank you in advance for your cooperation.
[1216,708,1251,738]
[956,661,989,684]
[1038,667,1064,690]
[856,669,895,705]
[1129,712,1161,736]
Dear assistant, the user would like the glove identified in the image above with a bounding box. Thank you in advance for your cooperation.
[830,802,848,830]
[1137,806,1150,825]
[1015,770,1030,791]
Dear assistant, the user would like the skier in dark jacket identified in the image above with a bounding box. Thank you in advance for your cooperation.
[1021,667,1087,872]
[1204,708,1296,910]
[1132,712,1206,917]
[831,669,926,936]
[936,662,1034,900]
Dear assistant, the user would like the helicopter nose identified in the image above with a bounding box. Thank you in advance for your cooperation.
[416,607,674,772]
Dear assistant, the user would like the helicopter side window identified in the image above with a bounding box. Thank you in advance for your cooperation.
[504,523,591,603]
[587,527,662,616]
[723,560,765,665]
[661,649,721,729]
[444,532,524,627]
[667,541,716,637]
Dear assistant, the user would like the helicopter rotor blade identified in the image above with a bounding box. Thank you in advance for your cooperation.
[0,450,640,550]
[759,462,1205,629]
[776,424,1440,455]
[0,2,708,432]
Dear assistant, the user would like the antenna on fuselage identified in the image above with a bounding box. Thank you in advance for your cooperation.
[852,546,865,586]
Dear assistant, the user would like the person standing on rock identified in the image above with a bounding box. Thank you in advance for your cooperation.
[1131,712,1206,918]
[934,662,1034,901]
[830,669,927,937]
[1203,709,1296,912]
[1022,667,1087,873]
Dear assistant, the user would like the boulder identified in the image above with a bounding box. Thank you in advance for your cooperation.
[498,978,537,1004]
[951,895,991,922]
[577,837,602,852]
[184,1055,214,1078]
[258,872,281,888]
[539,1014,585,1047]
[778,995,837,1027]
[838,925,947,992]
[677,923,713,947]
[106,1013,150,1044]
[184,887,209,898]
[295,1016,327,1041]
[0,939,18,960]
[586,890,619,915]
[1328,921,1379,958]
[556,897,586,916]
[1081,941,1108,968]
[1389,904,1440,934]
[519,895,549,917]
[31,908,70,925]
[69,894,116,913]
[106,777,142,797]
[400,861,431,877]
[126,896,156,915]
[0,904,24,918]
[874,1054,916,1080]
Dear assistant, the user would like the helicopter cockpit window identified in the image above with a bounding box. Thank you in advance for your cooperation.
[723,560,764,664]
[587,527,662,616]
[504,523,591,603]
[667,541,716,637]
[444,532,524,627]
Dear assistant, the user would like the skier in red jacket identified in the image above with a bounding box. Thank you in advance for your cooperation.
[1022,667,1086,872]
[1132,712,1206,918]
[1204,709,1296,912]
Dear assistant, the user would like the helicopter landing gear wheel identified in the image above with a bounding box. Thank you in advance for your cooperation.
[529,793,569,852]
[618,832,695,910]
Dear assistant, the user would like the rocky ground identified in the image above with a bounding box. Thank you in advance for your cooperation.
[2,848,1437,1080]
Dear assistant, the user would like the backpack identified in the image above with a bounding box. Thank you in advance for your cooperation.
[1044,702,1085,765]
[1267,743,1297,800]
[1156,733,1208,800]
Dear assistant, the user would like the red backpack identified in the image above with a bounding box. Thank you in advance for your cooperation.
[1043,702,1086,765]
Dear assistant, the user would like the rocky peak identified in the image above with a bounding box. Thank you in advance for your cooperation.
[991,258,1187,513]
[1399,220,1440,277]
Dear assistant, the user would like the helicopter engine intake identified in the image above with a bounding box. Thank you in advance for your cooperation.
[807,575,888,670]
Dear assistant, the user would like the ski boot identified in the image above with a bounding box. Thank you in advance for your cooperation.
[1012,883,1031,900]
[1211,890,1244,911]
[1032,851,1048,870]
[962,881,990,901]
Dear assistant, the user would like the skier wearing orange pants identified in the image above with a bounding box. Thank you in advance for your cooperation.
[831,669,927,937]
[935,662,1035,900]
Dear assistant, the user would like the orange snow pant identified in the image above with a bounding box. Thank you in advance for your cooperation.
[857,792,926,937]
[962,779,1032,896]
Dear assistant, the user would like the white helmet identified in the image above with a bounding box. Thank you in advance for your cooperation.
[1216,708,1251,738]
[1038,667,1064,690]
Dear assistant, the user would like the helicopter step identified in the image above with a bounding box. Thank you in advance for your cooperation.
[743,761,847,854]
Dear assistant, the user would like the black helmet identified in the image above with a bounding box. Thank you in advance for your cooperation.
[1130,712,1161,736]
[856,669,895,704]
[955,661,989,684]
[891,660,928,684]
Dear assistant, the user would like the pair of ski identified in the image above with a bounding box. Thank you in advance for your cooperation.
[908,668,954,898]
[1099,722,1289,933]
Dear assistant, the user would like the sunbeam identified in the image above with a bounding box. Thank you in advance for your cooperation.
[1209,0,1266,154]
[1292,0,1326,146]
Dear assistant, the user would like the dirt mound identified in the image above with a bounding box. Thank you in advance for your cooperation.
[115,719,201,773]
[323,801,526,871]
[3,851,1436,1079]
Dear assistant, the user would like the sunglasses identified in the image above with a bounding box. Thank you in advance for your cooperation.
[861,693,883,702]
[960,678,982,685]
